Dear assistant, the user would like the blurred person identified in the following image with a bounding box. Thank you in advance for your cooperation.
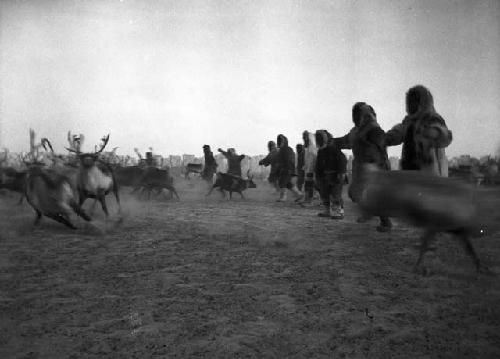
[335,102,392,232]
[385,85,452,176]
[301,131,318,205]
[296,143,305,192]
[315,130,347,219]
[258,141,279,191]
[201,145,217,184]
[218,147,246,177]
[275,134,303,202]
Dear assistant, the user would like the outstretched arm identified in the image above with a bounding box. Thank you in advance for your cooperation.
[334,129,354,150]
[218,148,228,157]
[385,121,407,146]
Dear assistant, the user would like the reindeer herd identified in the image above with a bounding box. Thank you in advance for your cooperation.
[0,130,181,229]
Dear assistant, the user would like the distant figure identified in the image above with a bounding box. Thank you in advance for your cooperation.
[218,148,245,177]
[202,145,217,183]
[385,85,452,176]
[296,143,305,191]
[258,141,279,190]
[302,131,317,205]
[275,134,303,202]
[315,130,347,219]
[335,102,392,231]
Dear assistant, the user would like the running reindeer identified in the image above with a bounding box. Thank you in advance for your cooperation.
[66,132,121,216]
[22,129,92,228]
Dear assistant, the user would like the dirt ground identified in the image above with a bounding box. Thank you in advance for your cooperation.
[1,177,500,358]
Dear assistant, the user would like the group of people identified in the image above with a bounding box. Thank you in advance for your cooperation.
[259,85,453,231]
[196,85,452,233]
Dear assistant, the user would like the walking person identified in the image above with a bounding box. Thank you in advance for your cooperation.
[258,141,280,192]
[315,130,347,219]
[201,145,217,184]
[275,134,303,202]
[385,85,452,176]
[301,131,317,205]
[335,102,392,231]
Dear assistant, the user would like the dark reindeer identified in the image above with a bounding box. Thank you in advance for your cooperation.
[18,129,92,229]
[66,132,120,217]
[207,170,257,199]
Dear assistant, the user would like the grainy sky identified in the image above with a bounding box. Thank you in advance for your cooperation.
[1,0,499,158]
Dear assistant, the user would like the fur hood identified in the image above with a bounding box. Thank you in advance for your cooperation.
[406,85,435,115]
[315,130,332,149]
[357,104,380,134]
[277,134,289,148]
[386,85,451,176]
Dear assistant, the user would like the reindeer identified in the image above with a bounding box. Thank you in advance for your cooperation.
[18,129,92,228]
[66,132,120,217]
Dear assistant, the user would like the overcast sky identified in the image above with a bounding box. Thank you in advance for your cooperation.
[1,0,499,158]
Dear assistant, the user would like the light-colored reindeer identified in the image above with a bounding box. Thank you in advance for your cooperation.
[66,132,120,216]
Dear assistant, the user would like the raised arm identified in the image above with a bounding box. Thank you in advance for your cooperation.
[218,148,229,158]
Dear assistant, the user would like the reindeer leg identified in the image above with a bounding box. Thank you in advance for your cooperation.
[46,213,77,229]
[98,194,109,217]
[70,200,91,222]
[229,191,233,199]
[453,230,490,274]
[33,209,42,226]
[206,185,215,197]
[414,229,436,274]
[168,185,180,200]
[239,191,245,199]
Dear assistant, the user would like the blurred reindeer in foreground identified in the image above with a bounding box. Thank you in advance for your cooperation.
[21,129,92,228]
[359,164,500,274]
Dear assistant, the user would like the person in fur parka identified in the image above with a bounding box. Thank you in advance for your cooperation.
[385,85,452,176]
[335,102,392,231]
[201,145,218,183]
[302,131,317,204]
[258,141,279,190]
[218,147,246,177]
[275,134,303,202]
[315,130,347,219]
[296,144,305,191]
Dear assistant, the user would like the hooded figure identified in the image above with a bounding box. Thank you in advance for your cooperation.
[218,147,245,177]
[385,85,452,176]
[335,103,392,231]
[302,131,318,204]
[202,145,217,182]
[315,130,347,219]
[296,144,305,191]
[258,141,279,187]
[275,134,302,202]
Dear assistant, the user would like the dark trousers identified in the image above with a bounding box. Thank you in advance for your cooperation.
[317,173,344,208]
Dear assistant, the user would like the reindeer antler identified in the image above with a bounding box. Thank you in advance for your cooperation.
[41,138,54,153]
[95,134,110,154]
[134,148,143,160]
